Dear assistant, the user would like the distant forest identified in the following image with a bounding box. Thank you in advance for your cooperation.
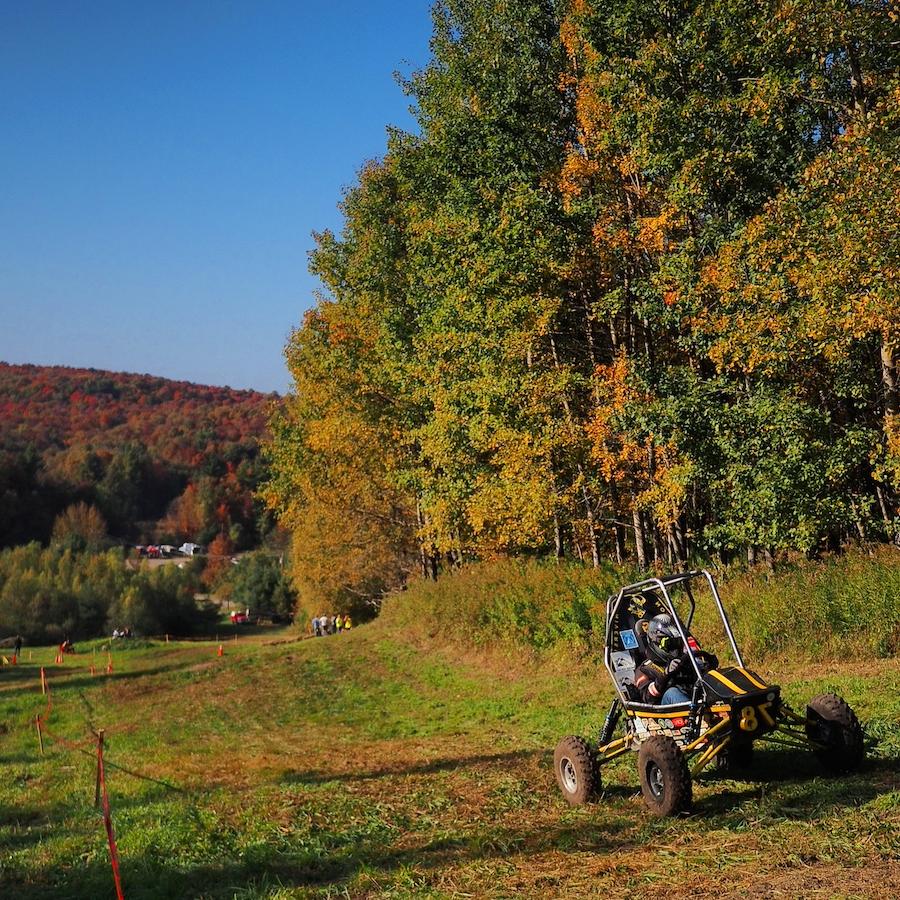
[265,0,899,611]
[0,363,274,551]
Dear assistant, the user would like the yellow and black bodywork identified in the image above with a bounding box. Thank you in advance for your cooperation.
[595,665,843,792]
[556,571,865,815]
[596,666,789,776]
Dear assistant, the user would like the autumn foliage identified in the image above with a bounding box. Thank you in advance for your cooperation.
[0,363,273,549]
[265,0,900,606]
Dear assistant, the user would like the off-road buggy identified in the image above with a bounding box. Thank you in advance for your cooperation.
[554,570,866,816]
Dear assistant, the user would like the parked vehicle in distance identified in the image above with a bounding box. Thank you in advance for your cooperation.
[179,542,204,556]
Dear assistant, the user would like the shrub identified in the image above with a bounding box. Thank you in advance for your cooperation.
[379,549,900,662]
[0,543,209,642]
[224,551,296,618]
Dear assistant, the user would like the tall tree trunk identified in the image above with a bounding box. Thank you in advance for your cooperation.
[651,516,664,564]
[548,332,601,568]
[553,511,564,560]
[614,523,626,565]
[668,521,686,566]
[609,481,626,564]
[875,483,894,536]
[632,499,647,569]
[580,477,601,568]
[416,500,430,579]
[747,545,757,566]
[881,338,899,419]
[846,41,868,118]
[850,499,867,542]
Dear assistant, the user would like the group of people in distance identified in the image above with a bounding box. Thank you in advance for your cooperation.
[311,614,352,636]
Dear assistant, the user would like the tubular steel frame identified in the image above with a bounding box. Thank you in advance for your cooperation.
[593,570,823,781]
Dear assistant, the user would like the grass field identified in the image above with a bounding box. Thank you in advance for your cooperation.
[0,622,898,899]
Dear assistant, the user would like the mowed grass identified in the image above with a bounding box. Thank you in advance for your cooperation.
[0,625,898,899]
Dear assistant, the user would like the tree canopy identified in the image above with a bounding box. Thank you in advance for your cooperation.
[266,0,900,607]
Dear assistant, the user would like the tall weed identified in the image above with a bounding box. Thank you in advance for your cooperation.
[381,549,900,661]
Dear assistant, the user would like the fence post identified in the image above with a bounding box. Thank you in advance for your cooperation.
[95,729,105,807]
[36,717,44,756]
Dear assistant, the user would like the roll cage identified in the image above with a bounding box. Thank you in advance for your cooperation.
[603,570,744,708]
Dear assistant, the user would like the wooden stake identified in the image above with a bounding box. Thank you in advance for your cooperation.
[36,718,44,756]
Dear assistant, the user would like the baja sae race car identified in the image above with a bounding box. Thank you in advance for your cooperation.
[554,571,865,816]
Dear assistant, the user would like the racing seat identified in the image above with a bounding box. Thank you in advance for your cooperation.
[610,616,651,701]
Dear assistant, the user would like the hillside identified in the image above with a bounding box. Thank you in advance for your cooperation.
[0,362,274,549]
[0,618,897,899]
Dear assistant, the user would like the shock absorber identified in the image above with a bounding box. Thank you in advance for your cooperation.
[686,681,704,742]
[598,697,622,745]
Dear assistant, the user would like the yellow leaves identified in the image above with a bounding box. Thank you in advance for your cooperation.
[639,456,694,530]
[575,81,610,145]
[588,355,649,475]
[465,433,557,551]
[559,150,599,207]
[637,205,679,253]
[584,353,690,525]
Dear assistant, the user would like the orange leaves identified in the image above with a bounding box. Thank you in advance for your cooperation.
[587,354,651,483]
[559,150,599,207]
[559,1,596,68]
[586,354,688,528]
[636,205,679,253]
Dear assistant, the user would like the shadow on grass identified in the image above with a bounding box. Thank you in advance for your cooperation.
[0,802,72,856]
[0,660,202,699]
[695,746,900,817]
[281,747,543,785]
[2,819,639,900]
[5,750,898,899]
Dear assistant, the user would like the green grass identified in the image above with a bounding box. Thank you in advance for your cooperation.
[0,621,898,899]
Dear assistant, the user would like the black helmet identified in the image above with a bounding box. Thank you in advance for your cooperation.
[647,613,683,665]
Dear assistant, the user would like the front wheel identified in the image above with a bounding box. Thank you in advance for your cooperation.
[554,735,599,805]
[638,736,692,816]
[806,693,865,773]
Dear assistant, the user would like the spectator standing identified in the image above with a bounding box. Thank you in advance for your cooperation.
[335,614,343,633]
[343,615,352,631]
[14,634,22,658]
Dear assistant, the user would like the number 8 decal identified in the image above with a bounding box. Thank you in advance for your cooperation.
[739,702,774,732]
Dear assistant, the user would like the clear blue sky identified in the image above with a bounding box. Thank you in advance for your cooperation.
[0,1,433,393]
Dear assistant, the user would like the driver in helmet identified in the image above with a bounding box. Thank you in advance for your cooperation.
[633,613,718,705]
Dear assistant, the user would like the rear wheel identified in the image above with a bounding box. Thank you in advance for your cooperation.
[554,735,599,805]
[638,736,692,816]
[806,693,865,773]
